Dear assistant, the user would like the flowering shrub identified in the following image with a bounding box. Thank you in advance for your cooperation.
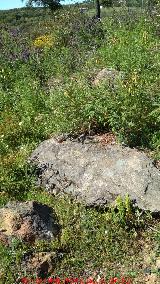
[33,35,54,48]
[19,276,132,284]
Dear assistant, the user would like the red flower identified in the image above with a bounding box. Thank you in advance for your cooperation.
[65,278,72,283]
[35,278,43,284]
[109,277,118,284]
[48,278,54,283]
[120,277,132,284]
[79,279,84,284]
[64,277,79,284]
[97,277,106,284]
[53,277,61,284]
[20,277,29,284]
[86,277,95,284]
[71,278,79,283]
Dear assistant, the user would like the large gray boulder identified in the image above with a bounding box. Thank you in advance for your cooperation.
[29,138,160,213]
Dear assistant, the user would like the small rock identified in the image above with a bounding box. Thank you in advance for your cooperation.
[0,201,61,245]
[23,252,56,277]
[92,68,124,88]
[45,77,62,93]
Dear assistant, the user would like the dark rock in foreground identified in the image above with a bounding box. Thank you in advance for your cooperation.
[21,251,57,278]
[29,138,160,213]
[0,201,60,244]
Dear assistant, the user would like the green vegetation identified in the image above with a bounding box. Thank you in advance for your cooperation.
[24,0,62,11]
[0,3,160,283]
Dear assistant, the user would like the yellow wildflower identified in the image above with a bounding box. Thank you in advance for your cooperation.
[131,72,138,84]
[33,35,54,48]
[142,31,148,44]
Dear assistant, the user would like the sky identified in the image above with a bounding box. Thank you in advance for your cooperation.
[0,0,25,10]
[0,0,80,10]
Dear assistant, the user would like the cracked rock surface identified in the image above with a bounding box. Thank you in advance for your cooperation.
[29,138,160,213]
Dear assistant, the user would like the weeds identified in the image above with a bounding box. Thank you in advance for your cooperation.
[0,4,160,283]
